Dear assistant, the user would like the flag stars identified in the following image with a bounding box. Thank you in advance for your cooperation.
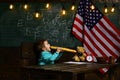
[90,10,92,12]
[86,6,89,8]
[100,14,102,17]
[90,17,92,19]
[93,21,96,23]
[93,10,95,12]
[80,2,83,5]
[86,2,89,5]
[96,10,99,12]
[96,18,99,20]
[93,14,95,16]
[77,0,103,29]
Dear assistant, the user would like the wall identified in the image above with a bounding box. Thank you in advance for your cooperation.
[0,2,81,47]
[0,2,119,47]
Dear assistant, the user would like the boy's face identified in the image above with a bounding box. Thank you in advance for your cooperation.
[43,40,51,51]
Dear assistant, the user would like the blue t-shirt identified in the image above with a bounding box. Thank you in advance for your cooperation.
[38,51,62,65]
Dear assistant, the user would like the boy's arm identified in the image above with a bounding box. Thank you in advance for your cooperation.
[55,52,63,60]
[41,51,60,61]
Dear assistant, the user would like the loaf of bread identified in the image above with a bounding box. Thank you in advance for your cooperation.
[50,46,77,53]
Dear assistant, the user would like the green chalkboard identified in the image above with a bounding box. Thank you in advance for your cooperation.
[0,2,120,47]
[0,2,81,47]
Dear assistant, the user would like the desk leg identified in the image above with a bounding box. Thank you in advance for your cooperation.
[25,71,31,80]
[58,75,62,80]
[108,66,120,80]
[28,73,31,80]
[108,67,115,80]
[72,73,77,80]
[24,70,31,80]
[72,73,85,80]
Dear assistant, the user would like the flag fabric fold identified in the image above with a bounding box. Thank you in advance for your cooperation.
[72,0,120,73]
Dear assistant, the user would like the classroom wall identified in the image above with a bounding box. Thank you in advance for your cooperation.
[0,2,81,47]
[0,2,120,47]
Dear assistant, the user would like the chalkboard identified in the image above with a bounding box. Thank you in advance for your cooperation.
[0,2,120,47]
[0,3,81,47]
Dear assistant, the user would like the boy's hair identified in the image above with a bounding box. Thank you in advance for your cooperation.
[34,39,47,52]
[38,39,47,50]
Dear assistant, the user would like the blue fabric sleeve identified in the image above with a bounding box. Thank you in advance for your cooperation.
[56,52,63,60]
[41,51,60,61]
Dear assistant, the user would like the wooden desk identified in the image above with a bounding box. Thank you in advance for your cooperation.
[22,62,119,80]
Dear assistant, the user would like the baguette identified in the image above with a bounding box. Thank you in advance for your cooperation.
[50,46,77,53]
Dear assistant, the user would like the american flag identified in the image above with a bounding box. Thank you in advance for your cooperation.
[72,0,120,73]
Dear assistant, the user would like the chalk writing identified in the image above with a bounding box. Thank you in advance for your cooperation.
[16,9,76,47]
[0,3,83,47]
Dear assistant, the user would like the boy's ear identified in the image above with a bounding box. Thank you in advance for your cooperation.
[42,47,45,50]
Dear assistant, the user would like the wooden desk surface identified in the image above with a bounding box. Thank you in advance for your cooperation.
[23,61,119,74]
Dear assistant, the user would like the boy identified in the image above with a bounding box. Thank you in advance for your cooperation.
[35,39,62,65]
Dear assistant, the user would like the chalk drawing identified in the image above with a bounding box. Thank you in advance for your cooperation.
[26,12,33,21]
[17,19,24,27]
[15,4,78,47]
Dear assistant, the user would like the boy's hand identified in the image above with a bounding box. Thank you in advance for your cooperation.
[56,47,62,53]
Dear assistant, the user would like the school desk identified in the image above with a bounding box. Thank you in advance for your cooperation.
[22,61,119,80]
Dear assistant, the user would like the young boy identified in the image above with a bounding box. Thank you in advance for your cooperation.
[35,39,62,65]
